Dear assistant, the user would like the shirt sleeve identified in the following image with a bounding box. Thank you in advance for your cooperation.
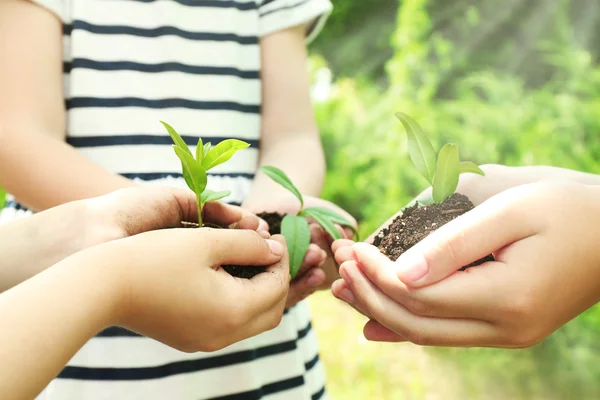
[31,0,71,23]
[258,0,333,43]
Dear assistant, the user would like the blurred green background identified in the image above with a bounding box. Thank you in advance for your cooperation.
[307,0,600,399]
[1,0,599,398]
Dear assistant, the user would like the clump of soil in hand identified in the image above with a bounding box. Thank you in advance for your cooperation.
[256,212,285,235]
[182,212,286,280]
[373,193,495,270]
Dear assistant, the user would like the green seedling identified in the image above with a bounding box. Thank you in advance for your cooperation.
[395,112,485,204]
[160,121,249,226]
[261,166,357,278]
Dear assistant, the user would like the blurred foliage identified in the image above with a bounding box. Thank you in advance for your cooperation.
[0,187,4,210]
[310,0,600,398]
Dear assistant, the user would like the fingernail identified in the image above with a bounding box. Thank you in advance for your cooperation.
[339,266,352,284]
[395,252,428,283]
[266,239,284,256]
[339,288,355,303]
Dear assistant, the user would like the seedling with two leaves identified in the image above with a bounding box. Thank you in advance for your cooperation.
[160,121,249,227]
[260,166,357,278]
[395,112,485,204]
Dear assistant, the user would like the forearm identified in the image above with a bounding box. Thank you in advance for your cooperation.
[0,130,133,211]
[0,201,89,292]
[243,135,325,212]
[0,251,117,400]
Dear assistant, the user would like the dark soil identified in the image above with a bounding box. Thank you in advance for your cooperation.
[256,212,285,235]
[183,212,286,280]
[372,193,495,270]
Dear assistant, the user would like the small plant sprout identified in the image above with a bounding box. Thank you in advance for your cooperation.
[260,166,357,278]
[160,121,249,227]
[395,112,485,204]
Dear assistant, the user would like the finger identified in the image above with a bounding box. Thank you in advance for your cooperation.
[286,268,325,308]
[231,215,260,231]
[332,239,355,254]
[203,201,253,228]
[394,189,537,288]
[233,235,290,310]
[331,278,373,319]
[222,291,288,347]
[353,242,507,319]
[342,259,498,346]
[205,229,284,267]
[294,244,326,279]
[334,244,355,265]
[363,320,407,342]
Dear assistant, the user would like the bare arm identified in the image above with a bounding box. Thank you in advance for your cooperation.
[0,251,117,400]
[0,0,132,212]
[242,24,325,212]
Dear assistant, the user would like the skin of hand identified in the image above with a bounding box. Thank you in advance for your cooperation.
[0,230,289,400]
[332,181,600,347]
[252,193,357,308]
[0,186,266,293]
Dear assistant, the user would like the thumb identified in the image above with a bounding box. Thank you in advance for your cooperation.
[205,229,285,267]
[395,189,536,288]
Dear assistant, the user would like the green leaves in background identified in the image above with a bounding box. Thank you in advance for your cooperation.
[432,144,460,204]
[395,112,437,185]
[202,139,250,171]
[281,215,311,279]
[0,187,5,209]
[261,166,305,208]
[459,161,485,176]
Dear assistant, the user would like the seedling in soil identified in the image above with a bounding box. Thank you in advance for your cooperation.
[160,121,249,227]
[260,166,357,278]
[372,113,494,269]
[161,121,270,279]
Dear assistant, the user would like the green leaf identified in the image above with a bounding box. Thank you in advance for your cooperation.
[459,161,485,176]
[432,144,460,204]
[160,121,191,155]
[395,112,437,185]
[173,146,207,196]
[202,139,250,171]
[0,187,5,209]
[203,142,212,158]
[299,208,342,240]
[201,189,231,203]
[301,206,358,239]
[196,137,204,163]
[260,166,304,208]
[281,215,311,279]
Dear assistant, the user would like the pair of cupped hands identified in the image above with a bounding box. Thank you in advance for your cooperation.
[38,186,353,353]
[331,165,600,348]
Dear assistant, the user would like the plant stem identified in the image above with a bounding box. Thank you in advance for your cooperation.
[197,198,203,227]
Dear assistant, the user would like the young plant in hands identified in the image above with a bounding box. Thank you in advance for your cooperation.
[260,165,357,278]
[160,121,249,227]
[371,113,492,268]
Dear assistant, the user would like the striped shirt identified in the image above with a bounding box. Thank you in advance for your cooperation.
[1,0,332,399]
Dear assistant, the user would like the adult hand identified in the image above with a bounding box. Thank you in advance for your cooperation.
[332,182,600,348]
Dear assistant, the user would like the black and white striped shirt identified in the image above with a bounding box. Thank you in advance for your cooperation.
[1,0,332,399]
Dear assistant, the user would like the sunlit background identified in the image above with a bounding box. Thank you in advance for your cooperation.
[2,0,600,399]
[307,1,600,399]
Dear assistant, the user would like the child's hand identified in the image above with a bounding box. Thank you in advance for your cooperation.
[93,229,290,352]
[285,196,357,307]
[332,182,600,348]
